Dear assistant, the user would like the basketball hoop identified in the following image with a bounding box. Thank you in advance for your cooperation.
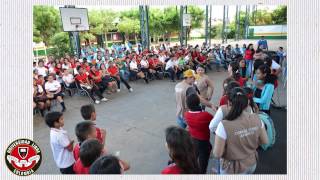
[60,8,89,32]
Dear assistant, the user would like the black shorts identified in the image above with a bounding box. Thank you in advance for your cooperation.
[48,91,63,99]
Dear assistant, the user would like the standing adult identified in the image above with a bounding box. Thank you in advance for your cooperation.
[253,64,276,115]
[213,87,268,174]
[175,70,216,128]
[244,44,255,78]
[195,65,214,103]
[257,36,268,51]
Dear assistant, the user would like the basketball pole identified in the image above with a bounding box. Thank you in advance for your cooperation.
[64,5,81,58]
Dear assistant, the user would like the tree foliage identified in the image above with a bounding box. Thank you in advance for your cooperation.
[88,10,118,35]
[271,6,287,24]
[49,32,71,58]
[33,6,61,46]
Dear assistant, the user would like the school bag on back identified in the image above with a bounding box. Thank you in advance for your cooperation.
[259,112,276,150]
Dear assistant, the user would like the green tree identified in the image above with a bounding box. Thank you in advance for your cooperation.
[33,5,61,46]
[117,18,140,43]
[271,6,287,24]
[33,26,42,43]
[49,32,71,58]
[185,6,205,39]
[120,8,140,19]
[88,10,118,35]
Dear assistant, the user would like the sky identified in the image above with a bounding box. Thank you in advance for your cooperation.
[58,5,280,22]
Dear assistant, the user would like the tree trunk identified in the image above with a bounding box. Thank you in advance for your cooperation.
[104,32,108,48]
[134,34,138,45]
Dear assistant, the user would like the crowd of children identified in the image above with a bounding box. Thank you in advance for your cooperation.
[40,37,286,174]
[46,104,129,174]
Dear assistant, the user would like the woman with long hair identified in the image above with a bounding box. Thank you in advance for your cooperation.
[161,126,200,174]
[253,64,276,115]
[243,43,255,78]
[195,65,214,103]
[228,61,247,87]
[213,87,268,174]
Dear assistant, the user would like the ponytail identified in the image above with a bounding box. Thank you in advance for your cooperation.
[225,88,248,121]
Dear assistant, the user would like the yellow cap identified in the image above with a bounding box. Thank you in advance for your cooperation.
[183,69,195,78]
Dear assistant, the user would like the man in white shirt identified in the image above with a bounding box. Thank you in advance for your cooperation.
[45,75,66,112]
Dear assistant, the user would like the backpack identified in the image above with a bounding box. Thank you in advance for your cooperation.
[259,112,276,150]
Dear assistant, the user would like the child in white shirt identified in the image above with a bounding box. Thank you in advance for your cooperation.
[45,112,75,174]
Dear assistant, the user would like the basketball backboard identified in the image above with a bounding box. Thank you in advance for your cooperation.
[59,7,89,32]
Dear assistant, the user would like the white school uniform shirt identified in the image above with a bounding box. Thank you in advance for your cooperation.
[140,59,149,68]
[45,80,61,92]
[159,55,166,63]
[50,128,75,168]
[130,61,138,70]
[209,107,257,133]
[62,74,74,86]
[271,60,281,70]
[62,64,70,70]
[49,67,55,74]
[37,67,48,77]
[165,59,175,70]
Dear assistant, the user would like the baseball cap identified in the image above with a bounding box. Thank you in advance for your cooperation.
[183,69,196,78]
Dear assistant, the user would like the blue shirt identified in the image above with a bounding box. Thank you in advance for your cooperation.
[258,39,268,49]
[253,83,274,110]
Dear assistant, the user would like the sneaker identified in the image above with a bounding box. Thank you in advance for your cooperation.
[117,89,121,92]
[129,88,133,92]
[95,100,100,104]
[101,98,109,102]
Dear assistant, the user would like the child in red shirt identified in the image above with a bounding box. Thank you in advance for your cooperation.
[80,104,106,145]
[219,78,238,106]
[74,121,97,161]
[228,61,247,87]
[161,126,200,174]
[73,139,103,174]
[184,94,213,174]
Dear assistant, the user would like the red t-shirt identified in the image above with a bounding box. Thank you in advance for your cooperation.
[89,70,102,83]
[73,158,90,174]
[219,95,228,106]
[198,55,207,63]
[191,51,200,60]
[237,77,247,87]
[95,127,103,144]
[108,66,119,76]
[75,73,88,84]
[81,65,90,72]
[73,143,80,161]
[148,58,155,69]
[161,163,182,174]
[244,49,254,60]
[70,63,76,69]
[184,111,213,141]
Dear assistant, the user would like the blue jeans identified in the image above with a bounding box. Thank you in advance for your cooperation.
[120,70,129,81]
[176,116,187,129]
[245,60,253,78]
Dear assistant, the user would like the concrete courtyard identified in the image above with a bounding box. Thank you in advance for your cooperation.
[33,40,287,174]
